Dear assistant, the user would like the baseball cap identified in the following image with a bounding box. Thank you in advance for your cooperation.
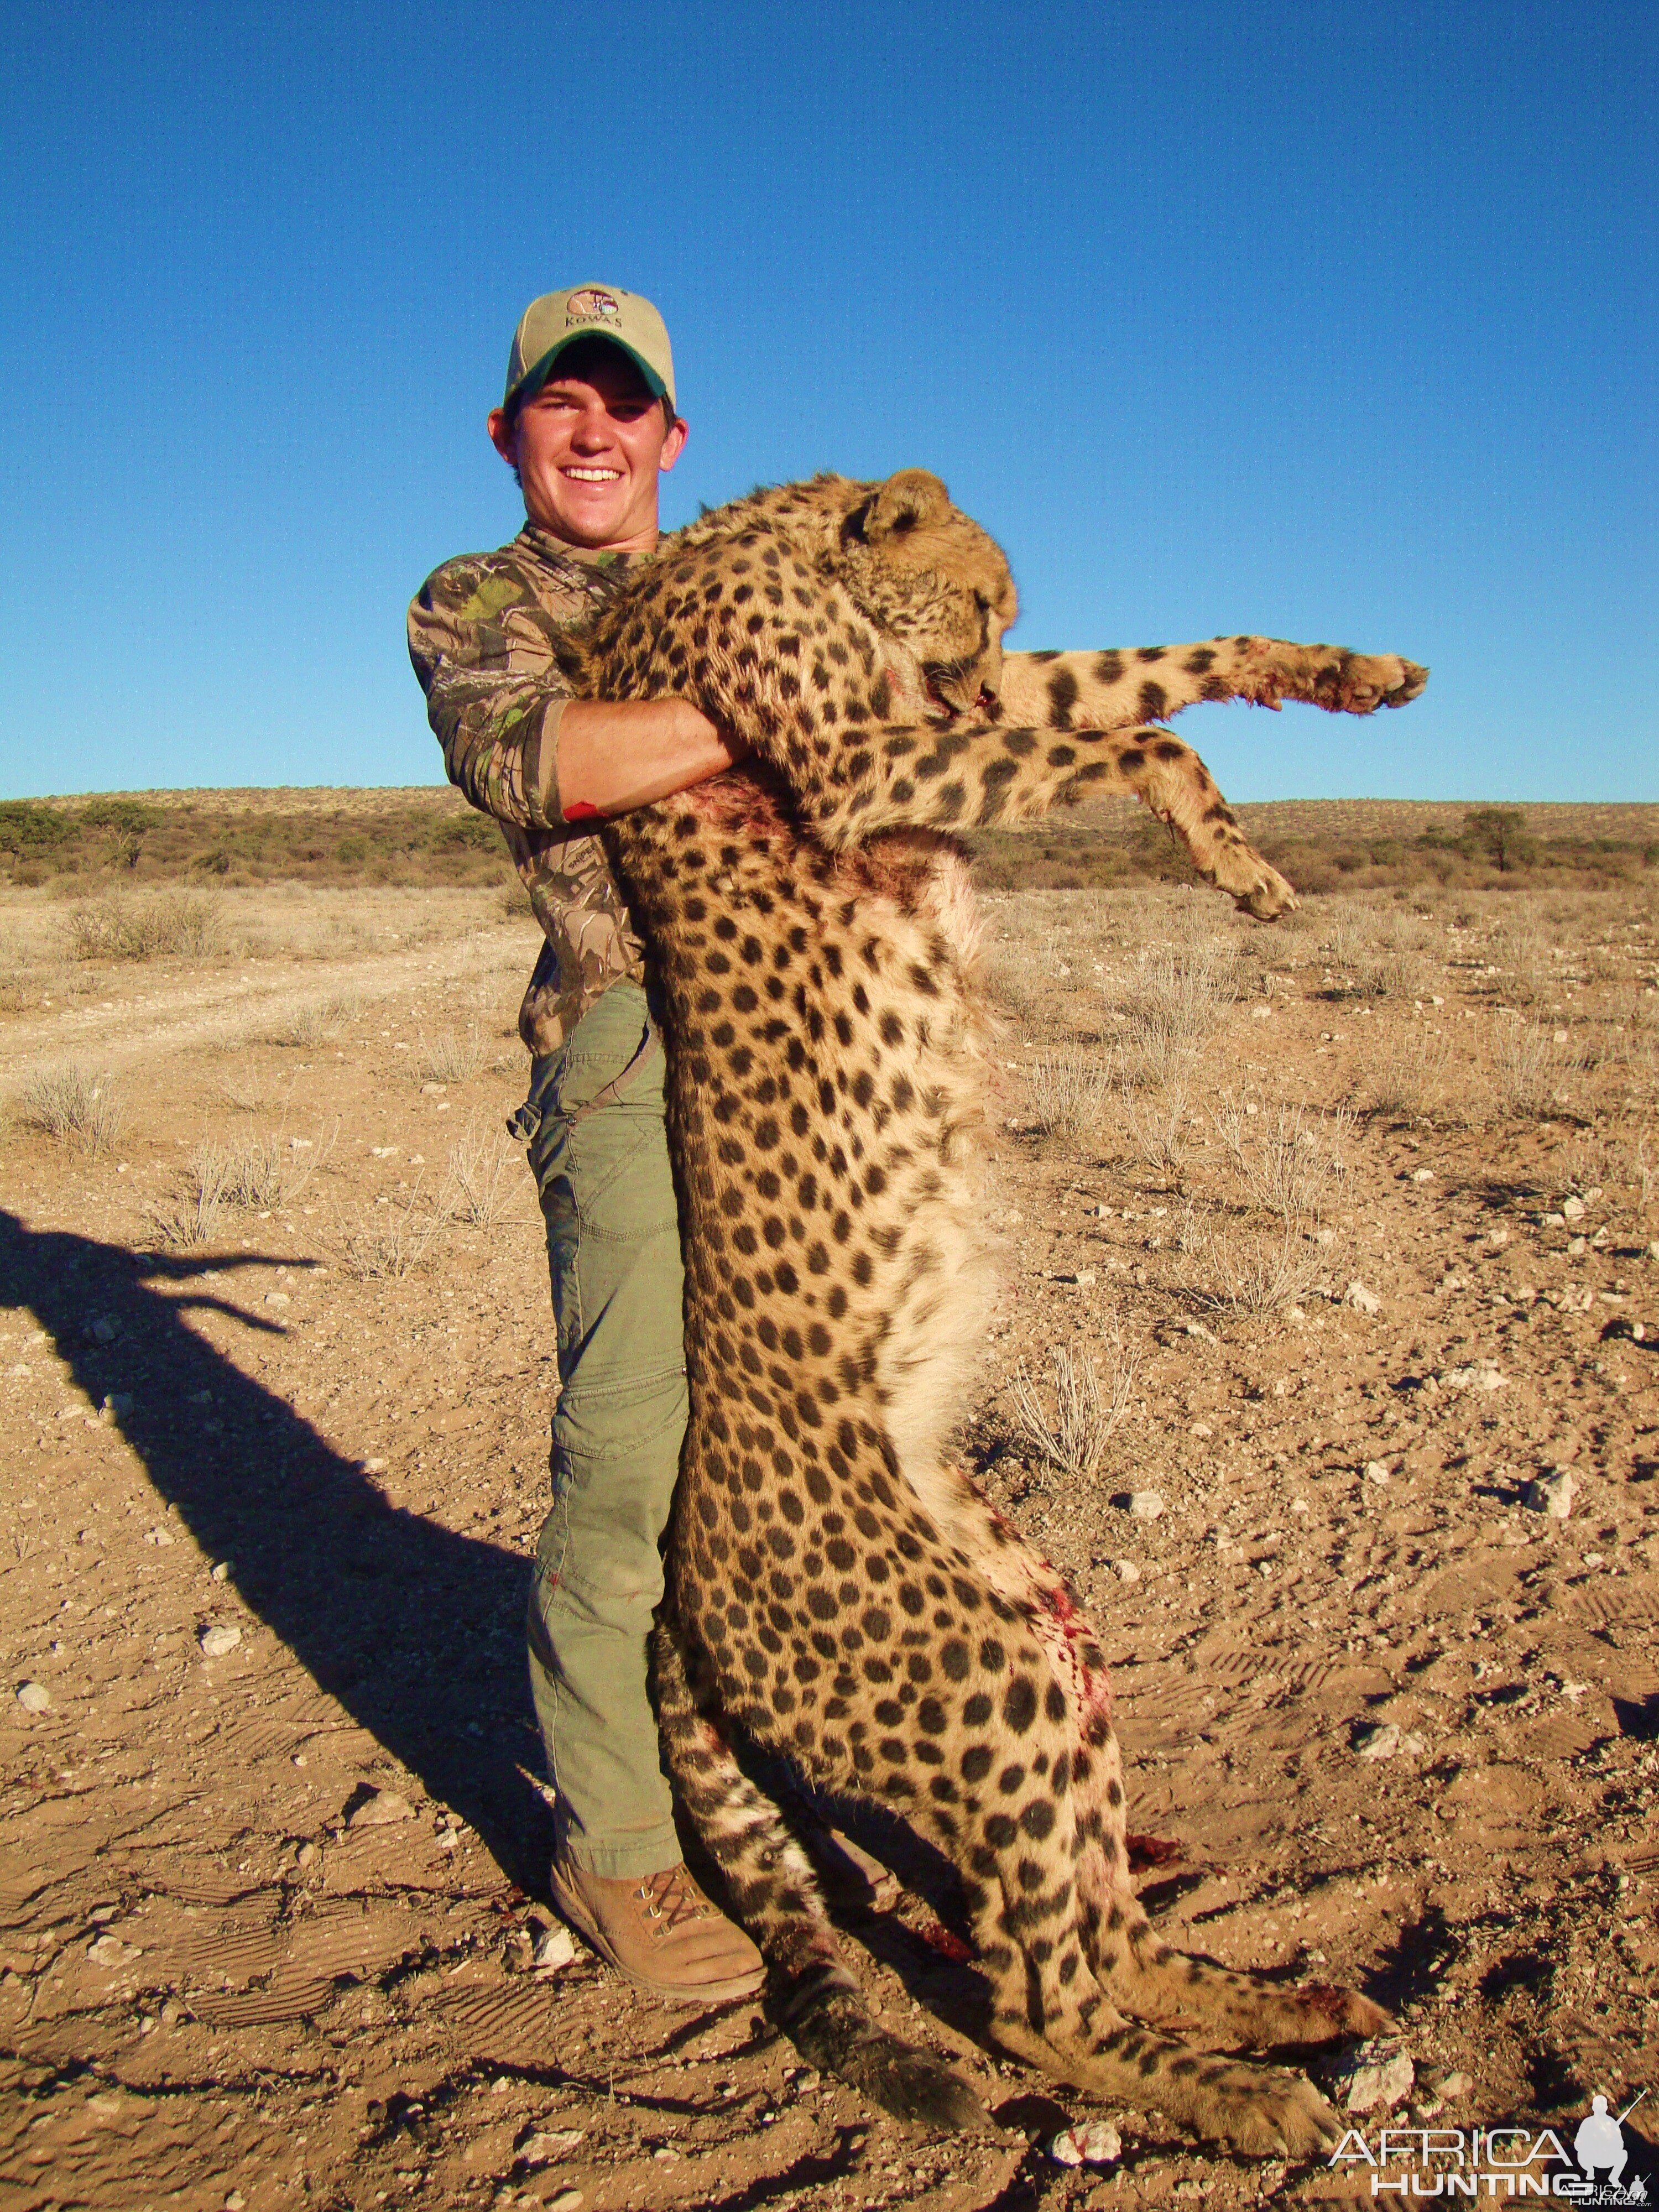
[503,284,676,412]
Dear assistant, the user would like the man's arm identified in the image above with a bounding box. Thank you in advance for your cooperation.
[408,552,743,833]
[556,698,745,821]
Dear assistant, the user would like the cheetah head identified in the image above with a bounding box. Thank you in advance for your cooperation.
[837,469,1018,718]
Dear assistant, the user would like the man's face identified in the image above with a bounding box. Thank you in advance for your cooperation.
[488,346,687,552]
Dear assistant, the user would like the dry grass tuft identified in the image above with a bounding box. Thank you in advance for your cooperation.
[1118,1072,1191,1181]
[1180,1218,1329,1315]
[1118,928,1235,1086]
[416,1026,486,1086]
[64,890,227,962]
[151,1126,334,1246]
[1009,1336,1138,1483]
[333,1179,451,1280]
[264,993,365,1048]
[21,1062,126,1155]
[1210,1098,1349,1224]
[441,1113,527,1227]
[1025,1047,1112,1151]
[1491,1015,1581,1118]
[1364,1024,1457,1120]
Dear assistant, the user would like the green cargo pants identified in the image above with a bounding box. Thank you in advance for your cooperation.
[521,981,687,1878]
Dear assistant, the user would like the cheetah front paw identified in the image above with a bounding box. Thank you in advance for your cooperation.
[1208,843,1298,922]
[1318,652,1430,714]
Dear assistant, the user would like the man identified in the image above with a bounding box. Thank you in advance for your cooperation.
[408,285,763,2002]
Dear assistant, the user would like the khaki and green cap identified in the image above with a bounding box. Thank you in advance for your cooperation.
[504,283,676,412]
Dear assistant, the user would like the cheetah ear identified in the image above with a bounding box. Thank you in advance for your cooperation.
[863,469,951,540]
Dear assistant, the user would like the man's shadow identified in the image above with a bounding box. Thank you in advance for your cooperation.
[0,1210,547,1887]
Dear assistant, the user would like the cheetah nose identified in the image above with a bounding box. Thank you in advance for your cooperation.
[976,685,997,711]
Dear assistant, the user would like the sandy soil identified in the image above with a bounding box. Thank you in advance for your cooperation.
[1,877,1655,2212]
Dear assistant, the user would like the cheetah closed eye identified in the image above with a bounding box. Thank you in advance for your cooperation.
[556,468,1420,2153]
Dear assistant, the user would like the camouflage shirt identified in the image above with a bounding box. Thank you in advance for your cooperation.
[407,524,655,1055]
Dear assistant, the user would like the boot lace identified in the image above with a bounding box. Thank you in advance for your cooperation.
[637,1865,710,1933]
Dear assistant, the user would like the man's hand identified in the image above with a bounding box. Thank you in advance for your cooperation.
[557,698,747,821]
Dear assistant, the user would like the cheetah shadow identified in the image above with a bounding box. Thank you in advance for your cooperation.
[0,1211,549,1885]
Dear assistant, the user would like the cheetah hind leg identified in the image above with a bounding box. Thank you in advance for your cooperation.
[1068,1726,1390,2051]
[652,1620,988,2132]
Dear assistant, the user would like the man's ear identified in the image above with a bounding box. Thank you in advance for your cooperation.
[487,407,518,468]
[659,416,689,473]
[865,468,951,539]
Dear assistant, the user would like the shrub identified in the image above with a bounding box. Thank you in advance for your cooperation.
[1009,1338,1138,1484]
[442,1114,528,1227]
[1118,929,1235,1086]
[1492,1016,1580,1118]
[1364,1026,1455,1120]
[264,993,364,1047]
[1025,1046,1111,1150]
[65,890,227,961]
[333,1181,451,1279]
[1181,1217,1328,1315]
[0,801,75,858]
[21,1063,126,1155]
[416,1026,486,1085]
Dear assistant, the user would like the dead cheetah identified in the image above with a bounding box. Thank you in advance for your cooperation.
[554,469,1423,2154]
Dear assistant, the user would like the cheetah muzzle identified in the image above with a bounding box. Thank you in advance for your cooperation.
[554,468,1419,2153]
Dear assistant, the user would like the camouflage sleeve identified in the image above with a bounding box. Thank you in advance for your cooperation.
[407,551,575,831]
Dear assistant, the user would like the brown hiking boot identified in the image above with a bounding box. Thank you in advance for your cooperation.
[549,1858,765,2004]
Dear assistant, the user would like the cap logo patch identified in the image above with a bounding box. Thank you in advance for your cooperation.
[565,288,620,326]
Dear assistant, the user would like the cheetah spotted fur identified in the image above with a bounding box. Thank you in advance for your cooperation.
[554,469,1425,2154]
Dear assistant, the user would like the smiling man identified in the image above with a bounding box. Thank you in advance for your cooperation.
[408,285,762,2001]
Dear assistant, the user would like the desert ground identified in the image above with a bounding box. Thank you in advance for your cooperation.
[0,817,1655,2212]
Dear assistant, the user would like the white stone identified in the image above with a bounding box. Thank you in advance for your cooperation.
[1048,2121,1122,2166]
[1363,1461,1391,1486]
[1440,1363,1505,1393]
[199,1624,242,1658]
[1323,2039,1415,2114]
[264,1291,290,1308]
[86,1934,143,1968]
[1522,1469,1574,1519]
[15,1681,51,1713]
[519,2126,586,2166]
[532,1924,578,1972]
[1114,1559,1141,1583]
[1123,1491,1164,1520]
[1345,1280,1381,1314]
[348,1787,415,1828]
[1411,1167,1435,1183]
[1354,1723,1401,1761]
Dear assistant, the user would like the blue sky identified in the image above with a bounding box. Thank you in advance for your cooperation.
[1,2,1652,804]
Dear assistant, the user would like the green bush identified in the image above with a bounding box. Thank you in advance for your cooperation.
[0,801,74,856]
[79,799,161,834]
